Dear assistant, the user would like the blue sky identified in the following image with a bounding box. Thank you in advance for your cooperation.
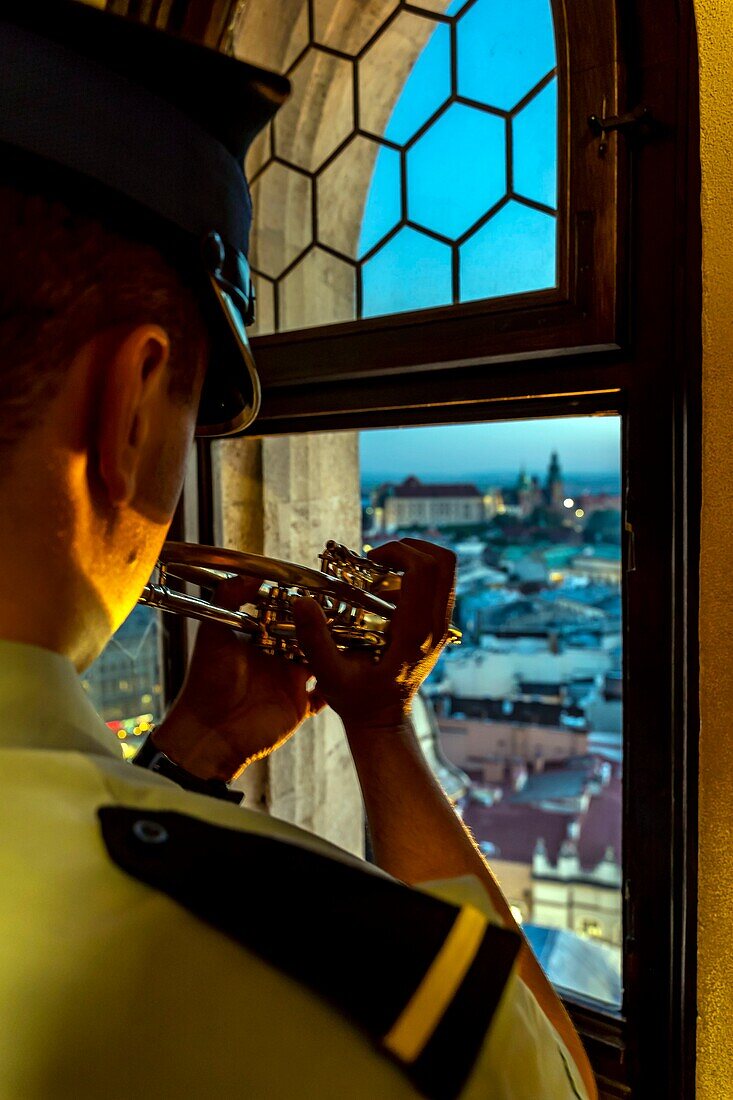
[360,417,621,480]
[358,0,558,317]
[355,4,607,483]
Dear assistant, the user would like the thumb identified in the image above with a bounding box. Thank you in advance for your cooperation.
[189,575,259,652]
[212,575,261,611]
[292,598,341,687]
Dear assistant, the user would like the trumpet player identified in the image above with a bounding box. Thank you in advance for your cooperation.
[0,2,595,1097]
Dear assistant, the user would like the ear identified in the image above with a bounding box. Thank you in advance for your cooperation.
[96,325,171,507]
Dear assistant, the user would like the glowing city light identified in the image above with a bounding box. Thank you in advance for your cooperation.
[563,497,574,508]
[575,508,585,518]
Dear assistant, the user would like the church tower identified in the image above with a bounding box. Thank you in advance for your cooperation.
[517,467,533,516]
[546,451,565,511]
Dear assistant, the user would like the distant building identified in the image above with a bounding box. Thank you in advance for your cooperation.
[383,475,484,532]
[413,692,470,803]
[566,545,622,585]
[439,716,588,785]
[497,485,522,517]
[436,635,616,727]
[546,451,566,512]
[498,454,566,520]
[577,492,622,515]
[462,766,622,953]
[532,836,622,948]
[517,469,544,517]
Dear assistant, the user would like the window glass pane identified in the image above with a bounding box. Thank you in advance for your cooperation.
[238,0,558,335]
[456,0,556,110]
[361,416,623,1009]
[82,605,164,759]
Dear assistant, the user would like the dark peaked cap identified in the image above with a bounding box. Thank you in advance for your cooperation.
[0,0,290,436]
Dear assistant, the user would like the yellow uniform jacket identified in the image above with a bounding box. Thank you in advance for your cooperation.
[0,640,588,1099]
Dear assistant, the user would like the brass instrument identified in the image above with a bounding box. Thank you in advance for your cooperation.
[139,540,461,662]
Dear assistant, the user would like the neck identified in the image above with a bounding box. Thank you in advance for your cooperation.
[0,454,113,671]
[0,573,111,671]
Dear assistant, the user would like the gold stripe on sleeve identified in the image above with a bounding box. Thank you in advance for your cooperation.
[383,905,488,1064]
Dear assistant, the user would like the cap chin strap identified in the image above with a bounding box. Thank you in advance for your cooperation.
[196,231,261,438]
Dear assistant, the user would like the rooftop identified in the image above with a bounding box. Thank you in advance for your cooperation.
[393,475,482,499]
[463,773,621,871]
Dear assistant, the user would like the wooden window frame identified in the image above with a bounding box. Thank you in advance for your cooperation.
[194,0,701,1094]
[248,0,621,399]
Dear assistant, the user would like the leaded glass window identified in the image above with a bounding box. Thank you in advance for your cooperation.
[243,0,559,334]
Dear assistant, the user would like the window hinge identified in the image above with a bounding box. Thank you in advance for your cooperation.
[588,105,655,156]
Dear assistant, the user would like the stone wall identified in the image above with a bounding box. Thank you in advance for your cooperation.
[214,432,365,856]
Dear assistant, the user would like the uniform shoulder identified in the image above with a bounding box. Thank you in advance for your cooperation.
[101,804,522,1100]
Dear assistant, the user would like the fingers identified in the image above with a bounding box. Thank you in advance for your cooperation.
[401,538,456,642]
[186,575,262,660]
[292,597,342,690]
[211,575,262,612]
[368,540,456,656]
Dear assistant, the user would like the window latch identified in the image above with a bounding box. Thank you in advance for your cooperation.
[588,106,655,156]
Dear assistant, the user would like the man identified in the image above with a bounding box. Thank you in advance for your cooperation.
[0,2,595,1097]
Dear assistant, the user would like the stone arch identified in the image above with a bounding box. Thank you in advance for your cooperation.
[234,0,454,332]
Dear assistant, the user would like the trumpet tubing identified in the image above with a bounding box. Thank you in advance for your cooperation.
[138,540,461,663]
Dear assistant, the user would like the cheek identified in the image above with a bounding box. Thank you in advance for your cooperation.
[135,407,196,525]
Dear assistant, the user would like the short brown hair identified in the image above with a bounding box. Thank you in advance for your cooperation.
[0,181,207,449]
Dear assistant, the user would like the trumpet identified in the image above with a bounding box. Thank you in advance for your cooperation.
[138,540,461,662]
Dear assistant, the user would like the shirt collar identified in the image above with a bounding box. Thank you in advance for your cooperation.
[0,639,123,759]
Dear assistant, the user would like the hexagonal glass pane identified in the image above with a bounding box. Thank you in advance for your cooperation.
[359,12,450,145]
[279,248,357,331]
[457,0,556,112]
[249,163,312,279]
[318,136,401,259]
[234,0,309,75]
[313,0,399,54]
[513,77,558,210]
[362,227,452,317]
[459,201,556,301]
[243,0,560,330]
[274,49,353,172]
[407,104,506,239]
[359,145,402,257]
[410,0,470,12]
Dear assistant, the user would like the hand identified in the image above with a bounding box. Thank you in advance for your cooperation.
[293,539,456,736]
[153,577,325,782]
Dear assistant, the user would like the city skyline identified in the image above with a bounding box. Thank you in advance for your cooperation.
[360,417,621,481]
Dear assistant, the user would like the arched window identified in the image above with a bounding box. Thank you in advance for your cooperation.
[104,1,701,1094]
[230,4,701,1095]
[246,0,566,334]
[359,0,558,317]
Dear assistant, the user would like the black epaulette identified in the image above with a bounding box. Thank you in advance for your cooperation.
[99,807,521,1100]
